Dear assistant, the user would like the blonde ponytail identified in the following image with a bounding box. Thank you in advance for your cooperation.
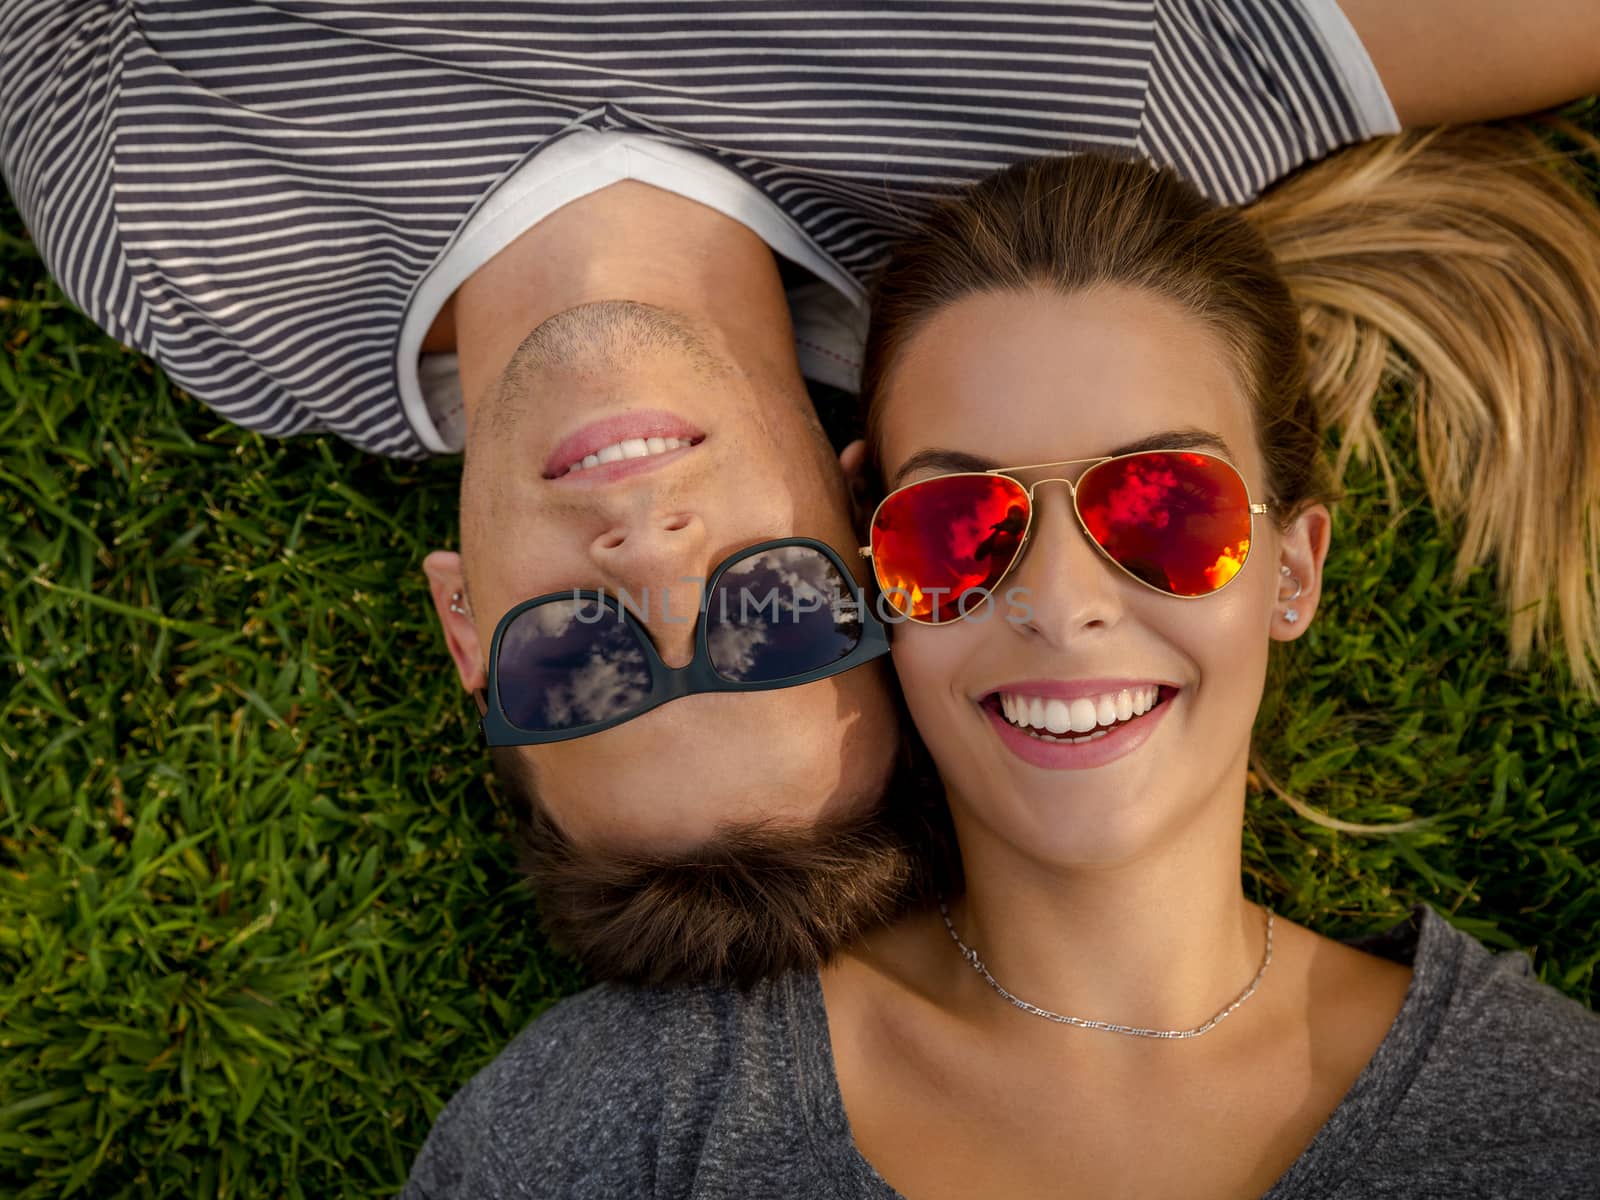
[1245,121,1600,693]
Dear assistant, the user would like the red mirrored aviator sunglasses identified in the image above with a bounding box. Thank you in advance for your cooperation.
[860,450,1273,624]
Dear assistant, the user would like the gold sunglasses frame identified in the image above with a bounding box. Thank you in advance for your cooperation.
[857,450,1274,625]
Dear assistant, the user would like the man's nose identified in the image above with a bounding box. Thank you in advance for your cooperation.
[589,511,710,667]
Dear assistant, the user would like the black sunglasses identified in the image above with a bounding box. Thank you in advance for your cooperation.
[476,538,890,746]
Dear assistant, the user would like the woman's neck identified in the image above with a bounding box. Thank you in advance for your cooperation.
[902,780,1271,1039]
[943,865,1267,1036]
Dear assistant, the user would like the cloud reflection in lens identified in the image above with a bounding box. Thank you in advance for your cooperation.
[708,546,861,682]
[497,597,652,730]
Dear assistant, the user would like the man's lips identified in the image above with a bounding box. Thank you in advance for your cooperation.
[542,409,706,479]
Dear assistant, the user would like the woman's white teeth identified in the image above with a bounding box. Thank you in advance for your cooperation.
[998,686,1160,738]
[566,437,692,474]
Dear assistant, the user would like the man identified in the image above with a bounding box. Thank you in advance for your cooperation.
[4,0,1594,984]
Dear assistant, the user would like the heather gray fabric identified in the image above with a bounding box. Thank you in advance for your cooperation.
[402,903,1600,1198]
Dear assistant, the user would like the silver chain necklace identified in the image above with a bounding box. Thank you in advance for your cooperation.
[938,900,1274,1040]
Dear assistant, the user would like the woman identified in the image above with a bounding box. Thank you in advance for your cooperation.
[820,150,1600,1197]
[402,145,1600,1198]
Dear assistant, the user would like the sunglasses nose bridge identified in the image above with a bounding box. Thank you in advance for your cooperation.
[1020,475,1079,500]
[1015,475,1098,561]
[1016,475,1085,541]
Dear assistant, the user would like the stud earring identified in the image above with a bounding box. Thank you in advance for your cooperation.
[1279,565,1302,624]
[449,591,469,616]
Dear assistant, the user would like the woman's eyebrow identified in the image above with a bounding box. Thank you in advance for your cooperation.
[889,448,997,486]
[1107,428,1236,461]
[888,428,1237,488]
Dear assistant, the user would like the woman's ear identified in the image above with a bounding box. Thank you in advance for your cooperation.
[1271,503,1332,642]
[422,549,488,690]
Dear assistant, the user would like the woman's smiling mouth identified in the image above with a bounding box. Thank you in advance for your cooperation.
[978,682,1178,769]
[997,684,1160,738]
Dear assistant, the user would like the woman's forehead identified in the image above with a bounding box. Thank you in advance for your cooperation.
[877,287,1260,478]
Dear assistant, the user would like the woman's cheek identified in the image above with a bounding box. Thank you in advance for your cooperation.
[890,624,984,737]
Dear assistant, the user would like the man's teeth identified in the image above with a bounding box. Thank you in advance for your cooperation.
[998,686,1161,738]
[564,437,693,474]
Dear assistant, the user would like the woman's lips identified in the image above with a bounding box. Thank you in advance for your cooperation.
[981,686,1177,770]
[542,409,705,478]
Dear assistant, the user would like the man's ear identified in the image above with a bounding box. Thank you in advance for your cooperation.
[839,438,875,529]
[422,549,487,690]
[1270,503,1332,643]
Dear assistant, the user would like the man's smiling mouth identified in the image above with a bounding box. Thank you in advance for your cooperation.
[542,408,707,479]
[560,436,698,476]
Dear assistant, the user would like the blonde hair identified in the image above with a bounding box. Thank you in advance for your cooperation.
[1244,120,1600,693]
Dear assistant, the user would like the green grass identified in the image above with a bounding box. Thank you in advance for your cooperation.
[4,118,1600,1194]
[0,189,585,1197]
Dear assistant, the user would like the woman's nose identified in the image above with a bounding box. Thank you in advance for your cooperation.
[1002,484,1125,646]
[589,511,710,666]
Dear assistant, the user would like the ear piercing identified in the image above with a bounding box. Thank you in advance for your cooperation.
[1280,565,1302,623]
[449,591,469,616]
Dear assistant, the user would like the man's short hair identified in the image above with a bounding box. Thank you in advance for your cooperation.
[490,734,959,987]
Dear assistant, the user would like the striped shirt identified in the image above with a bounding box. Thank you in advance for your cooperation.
[0,1,1396,459]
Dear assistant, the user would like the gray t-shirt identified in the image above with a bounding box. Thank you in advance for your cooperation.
[402,904,1600,1198]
